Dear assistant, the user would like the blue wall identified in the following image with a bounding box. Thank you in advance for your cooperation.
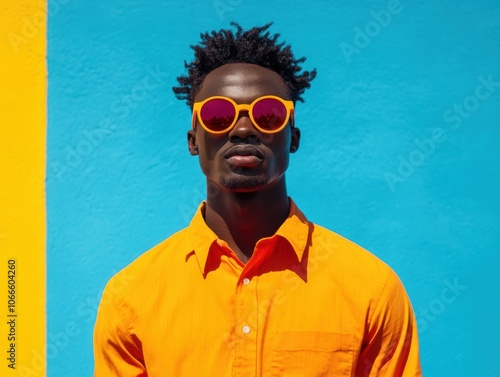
[47,0,500,375]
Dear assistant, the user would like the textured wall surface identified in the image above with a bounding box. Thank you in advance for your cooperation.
[47,0,500,376]
[1,1,46,375]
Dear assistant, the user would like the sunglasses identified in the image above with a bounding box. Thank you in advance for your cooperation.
[192,95,294,134]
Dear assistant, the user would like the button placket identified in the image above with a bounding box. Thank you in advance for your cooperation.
[233,274,258,375]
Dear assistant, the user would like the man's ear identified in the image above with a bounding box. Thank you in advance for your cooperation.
[290,126,300,153]
[187,129,199,156]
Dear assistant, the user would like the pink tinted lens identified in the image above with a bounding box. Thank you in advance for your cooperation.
[200,98,236,132]
[252,98,287,130]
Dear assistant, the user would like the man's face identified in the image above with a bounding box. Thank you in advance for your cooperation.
[188,63,300,193]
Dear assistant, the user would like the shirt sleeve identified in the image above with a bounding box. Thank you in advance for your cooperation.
[93,279,147,377]
[355,269,423,377]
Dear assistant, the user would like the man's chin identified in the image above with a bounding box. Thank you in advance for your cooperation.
[220,176,268,193]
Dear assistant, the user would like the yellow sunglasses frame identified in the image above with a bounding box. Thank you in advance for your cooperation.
[192,95,294,135]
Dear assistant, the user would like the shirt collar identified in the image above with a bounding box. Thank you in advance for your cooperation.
[185,198,310,276]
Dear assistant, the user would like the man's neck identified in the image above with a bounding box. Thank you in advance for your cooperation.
[204,180,290,263]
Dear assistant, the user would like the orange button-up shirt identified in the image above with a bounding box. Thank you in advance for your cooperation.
[94,199,422,376]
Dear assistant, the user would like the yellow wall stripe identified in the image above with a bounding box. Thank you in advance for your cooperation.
[0,1,47,376]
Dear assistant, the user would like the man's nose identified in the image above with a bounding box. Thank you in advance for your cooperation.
[228,111,259,141]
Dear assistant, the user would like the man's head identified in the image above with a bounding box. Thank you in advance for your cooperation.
[173,24,316,194]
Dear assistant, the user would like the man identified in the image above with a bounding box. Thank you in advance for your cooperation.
[94,23,422,376]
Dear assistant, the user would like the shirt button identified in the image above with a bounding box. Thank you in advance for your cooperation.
[243,278,250,285]
[242,325,251,334]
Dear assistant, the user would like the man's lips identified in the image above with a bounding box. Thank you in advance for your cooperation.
[224,145,264,167]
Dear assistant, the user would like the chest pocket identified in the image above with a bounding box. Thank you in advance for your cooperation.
[269,331,354,377]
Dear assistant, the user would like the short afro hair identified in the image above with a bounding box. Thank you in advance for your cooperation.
[173,22,316,107]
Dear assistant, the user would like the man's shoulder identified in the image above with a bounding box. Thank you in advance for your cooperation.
[135,225,188,263]
[308,223,410,315]
[104,226,190,294]
[309,223,396,286]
